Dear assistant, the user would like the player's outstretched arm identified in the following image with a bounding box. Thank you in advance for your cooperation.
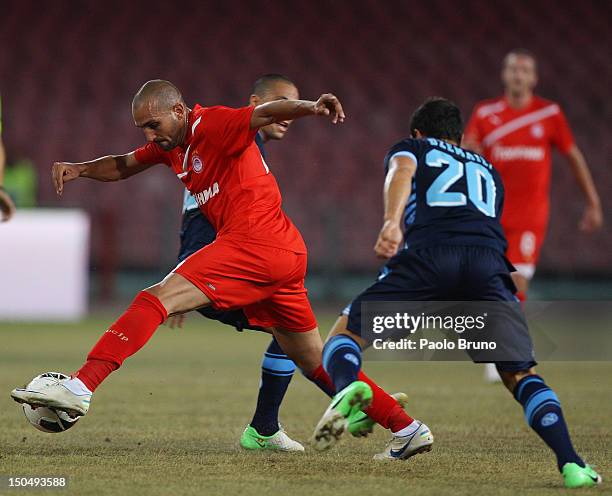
[52,153,153,196]
[564,145,603,232]
[250,93,345,129]
[374,155,417,259]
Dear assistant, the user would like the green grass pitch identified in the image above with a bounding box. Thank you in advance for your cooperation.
[1,313,610,495]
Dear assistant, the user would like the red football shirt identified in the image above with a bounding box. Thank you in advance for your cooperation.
[464,95,575,229]
[134,104,306,254]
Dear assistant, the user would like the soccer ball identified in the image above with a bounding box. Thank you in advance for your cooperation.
[21,372,79,433]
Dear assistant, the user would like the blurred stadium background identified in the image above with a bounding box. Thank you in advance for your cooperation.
[1,3,611,494]
[0,0,610,313]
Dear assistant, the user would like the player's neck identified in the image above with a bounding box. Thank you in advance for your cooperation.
[178,108,192,147]
[505,91,533,110]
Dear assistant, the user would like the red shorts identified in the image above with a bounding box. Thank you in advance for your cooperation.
[504,225,547,280]
[173,236,317,332]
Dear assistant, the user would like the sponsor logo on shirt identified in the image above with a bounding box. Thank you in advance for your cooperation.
[194,182,220,206]
[492,145,545,162]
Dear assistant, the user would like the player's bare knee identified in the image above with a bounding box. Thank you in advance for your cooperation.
[272,327,322,375]
[141,285,174,316]
[498,367,537,392]
[326,316,367,349]
[286,353,320,376]
[143,273,210,316]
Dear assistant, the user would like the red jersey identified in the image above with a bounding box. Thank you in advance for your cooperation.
[134,104,306,254]
[464,95,575,229]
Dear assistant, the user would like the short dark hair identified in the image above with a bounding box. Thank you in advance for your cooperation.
[252,73,295,96]
[503,48,537,68]
[409,97,463,143]
[133,79,184,111]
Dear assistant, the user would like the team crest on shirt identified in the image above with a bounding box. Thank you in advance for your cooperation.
[530,123,544,138]
[192,154,203,173]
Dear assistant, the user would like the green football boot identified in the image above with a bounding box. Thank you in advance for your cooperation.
[311,381,373,451]
[348,392,408,437]
[562,463,602,489]
[239,425,304,452]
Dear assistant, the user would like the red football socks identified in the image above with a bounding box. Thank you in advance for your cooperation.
[74,289,413,436]
[358,371,414,431]
[308,365,413,431]
[75,359,116,391]
[75,291,168,391]
[306,364,335,397]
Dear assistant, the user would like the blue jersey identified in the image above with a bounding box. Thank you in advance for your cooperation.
[384,137,507,253]
[182,131,267,212]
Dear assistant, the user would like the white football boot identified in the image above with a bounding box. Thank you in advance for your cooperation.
[373,421,434,460]
[240,424,305,452]
[11,376,92,417]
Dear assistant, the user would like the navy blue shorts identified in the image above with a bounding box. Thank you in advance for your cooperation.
[178,209,260,332]
[345,245,537,372]
[178,209,217,263]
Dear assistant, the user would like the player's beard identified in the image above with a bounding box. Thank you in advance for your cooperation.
[263,122,289,141]
[156,139,175,151]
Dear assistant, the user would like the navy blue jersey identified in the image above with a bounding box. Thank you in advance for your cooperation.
[255,132,266,159]
[384,137,507,253]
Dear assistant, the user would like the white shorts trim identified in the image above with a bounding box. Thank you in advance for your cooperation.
[513,263,536,280]
[341,302,352,316]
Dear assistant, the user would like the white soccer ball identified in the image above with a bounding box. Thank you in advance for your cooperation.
[21,372,79,433]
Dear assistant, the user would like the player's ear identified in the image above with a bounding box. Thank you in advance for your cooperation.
[413,129,424,139]
[172,102,185,120]
[249,94,260,107]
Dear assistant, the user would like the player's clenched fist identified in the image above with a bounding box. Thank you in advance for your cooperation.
[313,93,345,124]
[52,162,82,196]
[579,203,603,233]
[374,220,403,259]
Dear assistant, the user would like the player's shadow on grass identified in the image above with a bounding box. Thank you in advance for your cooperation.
[3,441,241,458]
